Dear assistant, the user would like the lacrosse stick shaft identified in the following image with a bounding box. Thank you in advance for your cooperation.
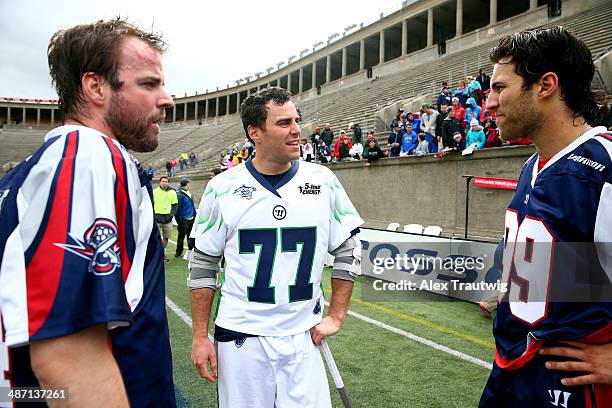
[321,339,352,408]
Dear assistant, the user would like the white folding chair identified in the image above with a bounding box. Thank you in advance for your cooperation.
[387,222,400,231]
[403,224,424,234]
[423,225,443,236]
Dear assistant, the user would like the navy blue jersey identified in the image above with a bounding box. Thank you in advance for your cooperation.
[0,125,175,407]
[481,127,612,406]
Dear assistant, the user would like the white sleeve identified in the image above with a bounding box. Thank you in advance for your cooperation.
[327,173,363,253]
[191,180,227,257]
[595,182,612,282]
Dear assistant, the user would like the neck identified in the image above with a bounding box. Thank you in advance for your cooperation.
[65,114,115,140]
[533,112,592,159]
[251,156,292,175]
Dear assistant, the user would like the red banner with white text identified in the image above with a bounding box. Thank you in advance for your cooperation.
[473,177,518,190]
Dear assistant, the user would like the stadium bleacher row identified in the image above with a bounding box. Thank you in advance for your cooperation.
[1,1,611,176]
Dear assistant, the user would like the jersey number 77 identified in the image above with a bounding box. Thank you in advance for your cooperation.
[239,227,317,304]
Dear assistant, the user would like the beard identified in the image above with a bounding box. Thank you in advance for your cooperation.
[498,90,541,142]
[105,92,164,152]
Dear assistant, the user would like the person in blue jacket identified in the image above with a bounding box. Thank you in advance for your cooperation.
[401,122,418,155]
[175,177,197,258]
[466,119,486,150]
[464,97,482,127]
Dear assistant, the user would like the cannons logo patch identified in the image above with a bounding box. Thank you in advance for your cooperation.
[56,218,121,276]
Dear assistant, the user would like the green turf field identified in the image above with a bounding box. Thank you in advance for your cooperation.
[164,236,496,408]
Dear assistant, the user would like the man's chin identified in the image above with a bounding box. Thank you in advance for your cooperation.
[128,134,159,153]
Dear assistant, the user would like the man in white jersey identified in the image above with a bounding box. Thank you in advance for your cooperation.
[189,87,363,407]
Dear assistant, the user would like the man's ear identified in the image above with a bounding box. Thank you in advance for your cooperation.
[81,72,109,108]
[247,125,261,144]
[537,72,559,99]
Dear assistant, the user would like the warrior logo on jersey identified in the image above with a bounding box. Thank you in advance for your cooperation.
[234,337,246,348]
[272,205,286,220]
[234,185,256,200]
[56,218,121,276]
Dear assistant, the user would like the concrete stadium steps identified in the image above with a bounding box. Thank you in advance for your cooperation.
[2,2,610,174]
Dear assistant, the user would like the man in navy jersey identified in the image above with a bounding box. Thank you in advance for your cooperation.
[0,19,175,407]
[479,27,612,407]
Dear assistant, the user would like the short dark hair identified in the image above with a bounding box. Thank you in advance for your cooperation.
[239,87,292,142]
[159,176,169,182]
[48,17,167,118]
[490,26,598,125]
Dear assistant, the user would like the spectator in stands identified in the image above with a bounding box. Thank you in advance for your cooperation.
[464,97,482,127]
[310,126,322,146]
[219,153,228,171]
[174,177,196,258]
[391,108,404,129]
[441,109,463,149]
[338,137,352,161]
[466,118,486,150]
[387,124,403,157]
[485,120,502,148]
[350,122,363,145]
[451,131,466,151]
[300,138,314,161]
[435,103,449,146]
[451,97,466,124]
[453,79,468,107]
[406,112,420,133]
[243,139,254,158]
[364,139,385,164]
[420,103,439,153]
[400,122,418,155]
[180,152,188,172]
[189,151,197,167]
[334,130,352,160]
[477,68,491,94]
[165,160,172,177]
[153,176,177,262]
[349,139,363,160]
[317,140,331,163]
[321,123,334,147]
[436,86,452,110]
[465,75,483,105]
[170,158,177,177]
[366,130,376,143]
[147,165,155,181]
[415,133,430,156]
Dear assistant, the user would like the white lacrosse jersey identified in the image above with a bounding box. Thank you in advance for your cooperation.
[193,159,363,336]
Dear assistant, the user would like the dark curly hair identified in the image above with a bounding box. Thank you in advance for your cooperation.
[239,87,293,142]
[490,26,599,125]
[48,17,167,118]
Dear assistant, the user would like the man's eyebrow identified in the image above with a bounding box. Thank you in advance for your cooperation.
[491,80,506,88]
[140,76,162,84]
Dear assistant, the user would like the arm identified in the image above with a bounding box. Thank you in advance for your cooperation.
[188,248,221,383]
[190,288,217,382]
[540,341,612,386]
[310,234,361,345]
[310,279,354,346]
[30,324,129,407]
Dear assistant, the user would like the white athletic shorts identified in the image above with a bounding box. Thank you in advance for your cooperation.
[216,330,332,408]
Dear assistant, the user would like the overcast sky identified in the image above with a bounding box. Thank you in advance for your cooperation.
[0,0,403,99]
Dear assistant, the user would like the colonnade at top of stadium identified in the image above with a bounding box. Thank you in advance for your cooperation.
[0,0,548,127]
[164,0,545,124]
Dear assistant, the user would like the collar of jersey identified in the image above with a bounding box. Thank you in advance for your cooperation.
[530,126,608,186]
[245,158,299,198]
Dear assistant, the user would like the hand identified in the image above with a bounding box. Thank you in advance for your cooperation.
[310,316,343,346]
[192,337,217,382]
[540,341,612,386]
